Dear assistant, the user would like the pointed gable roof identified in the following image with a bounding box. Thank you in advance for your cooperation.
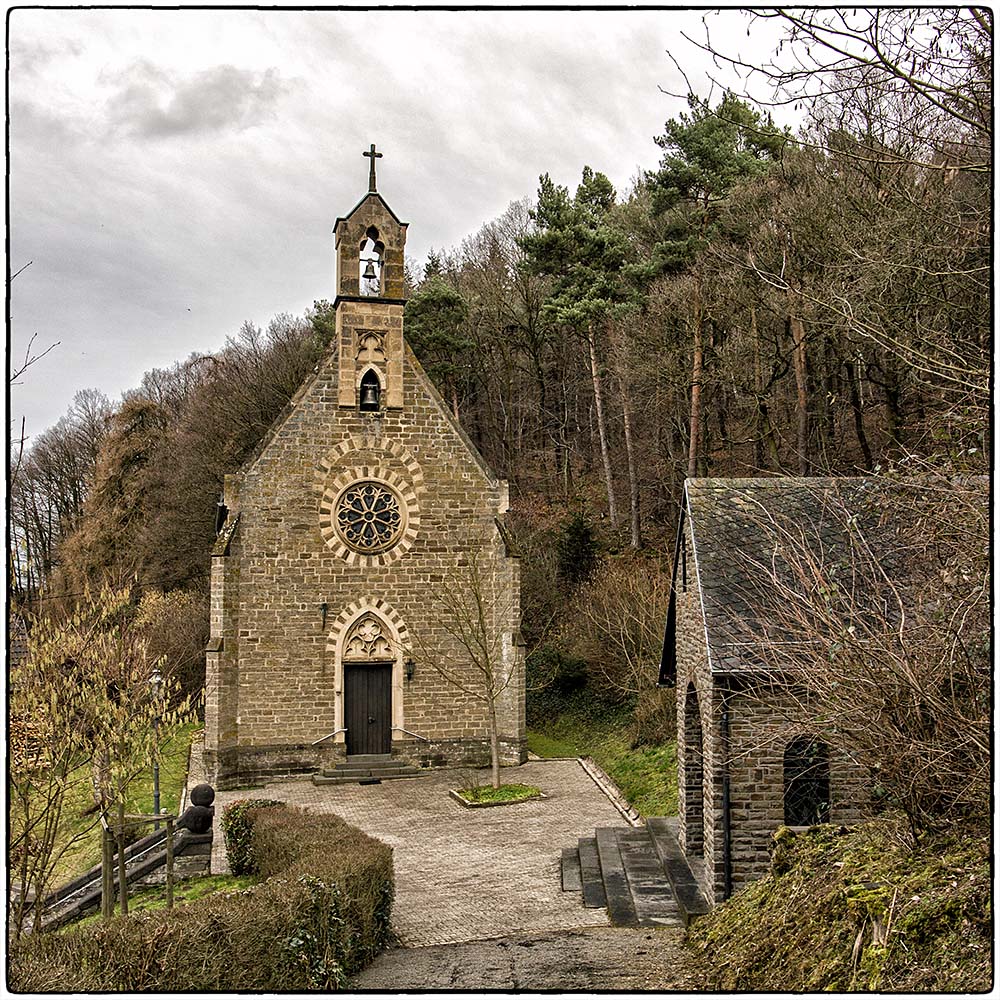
[657,477,940,684]
[333,190,408,233]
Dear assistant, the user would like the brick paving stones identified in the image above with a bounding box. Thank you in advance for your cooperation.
[201,756,626,947]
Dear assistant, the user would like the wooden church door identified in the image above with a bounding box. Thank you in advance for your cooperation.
[344,662,392,756]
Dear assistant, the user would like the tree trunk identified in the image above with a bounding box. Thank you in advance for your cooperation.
[751,305,768,469]
[847,357,874,469]
[788,308,810,476]
[620,374,642,549]
[587,326,618,524]
[101,824,113,920]
[487,699,501,790]
[116,800,129,916]
[883,363,904,452]
[559,378,572,495]
[687,278,704,480]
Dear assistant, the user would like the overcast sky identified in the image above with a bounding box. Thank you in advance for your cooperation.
[9,8,777,442]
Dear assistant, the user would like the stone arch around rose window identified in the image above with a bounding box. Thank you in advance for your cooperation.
[328,597,410,743]
[315,437,423,567]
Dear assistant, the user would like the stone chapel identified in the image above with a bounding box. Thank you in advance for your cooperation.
[203,147,526,789]
[658,478,874,903]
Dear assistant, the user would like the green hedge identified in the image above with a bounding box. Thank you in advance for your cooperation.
[9,804,394,991]
[220,797,283,875]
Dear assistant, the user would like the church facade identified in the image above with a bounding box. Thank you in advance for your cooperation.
[203,149,526,789]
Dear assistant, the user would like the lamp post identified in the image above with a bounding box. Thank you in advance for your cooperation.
[151,666,161,831]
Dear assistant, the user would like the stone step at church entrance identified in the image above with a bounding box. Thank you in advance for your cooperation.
[313,754,423,785]
[559,816,710,928]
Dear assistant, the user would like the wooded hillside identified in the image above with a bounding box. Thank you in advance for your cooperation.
[10,10,990,751]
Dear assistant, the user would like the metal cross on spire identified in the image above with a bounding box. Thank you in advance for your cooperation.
[363,143,383,192]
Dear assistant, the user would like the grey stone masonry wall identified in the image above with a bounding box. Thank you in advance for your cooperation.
[674,515,721,902]
[204,186,525,789]
[724,679,866,896]
[674,493,870,904]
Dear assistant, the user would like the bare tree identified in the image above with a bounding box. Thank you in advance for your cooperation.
[569,556,675,744]
[729,476,989,836]
[411,547,522,789]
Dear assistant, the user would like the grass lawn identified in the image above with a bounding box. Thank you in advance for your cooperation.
[528,704,677,817]
[69,873,256,931]
[35,722,202,886]
[457,783,543,805]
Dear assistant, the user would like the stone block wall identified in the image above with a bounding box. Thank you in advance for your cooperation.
[724,680,867,896]
[204,317,526,789]
[336,301,404,409]
[674,514,723,901]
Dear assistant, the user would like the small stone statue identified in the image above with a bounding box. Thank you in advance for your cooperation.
[176,783,215,834]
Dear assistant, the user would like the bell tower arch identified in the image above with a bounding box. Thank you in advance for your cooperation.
[333,143,408,410]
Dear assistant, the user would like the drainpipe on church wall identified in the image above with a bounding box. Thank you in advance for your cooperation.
[721,688,733,901]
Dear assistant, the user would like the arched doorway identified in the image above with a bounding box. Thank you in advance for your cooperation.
[342,613,393,756]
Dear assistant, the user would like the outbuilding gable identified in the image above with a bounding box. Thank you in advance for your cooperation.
[659,477,918,682]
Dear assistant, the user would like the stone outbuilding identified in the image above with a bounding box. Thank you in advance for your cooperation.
[204,149,525,789]
[658,478,876,903]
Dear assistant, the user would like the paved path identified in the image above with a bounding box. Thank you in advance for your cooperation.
[202,758,626,947]
[354,926,704,990]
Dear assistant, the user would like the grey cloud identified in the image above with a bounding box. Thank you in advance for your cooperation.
[9,33,84,77]
[107,62,291,138]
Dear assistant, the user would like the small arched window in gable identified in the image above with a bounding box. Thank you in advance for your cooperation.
[359,226,384,296]
[359,368,381,412]
[783,737,830,826]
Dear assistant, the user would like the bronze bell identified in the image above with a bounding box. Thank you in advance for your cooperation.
[362,259,378,281]
[360,382,379,409]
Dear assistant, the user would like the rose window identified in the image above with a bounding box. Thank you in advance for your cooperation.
[335,481,404,552]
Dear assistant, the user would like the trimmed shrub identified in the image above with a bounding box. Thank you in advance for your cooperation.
[9,804,394,991]
[220,798,283,875]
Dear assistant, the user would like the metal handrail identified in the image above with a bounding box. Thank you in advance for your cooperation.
[311,728,348,746]
[392,727,430,742]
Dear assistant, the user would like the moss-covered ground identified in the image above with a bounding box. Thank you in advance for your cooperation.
[527,694,677,817]
[689,817,991,992]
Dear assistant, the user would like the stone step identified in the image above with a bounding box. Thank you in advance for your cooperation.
[345,754,394,765]
[322,765,420,779]
[577,837,607,909]
[343,756,410,769]
[615,829,682,927]
[560,847,582,893]
[646,816,712,925]
[313,767,422,785]
[595,827,638,927]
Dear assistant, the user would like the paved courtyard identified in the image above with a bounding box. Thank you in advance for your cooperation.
[199,757,625,947]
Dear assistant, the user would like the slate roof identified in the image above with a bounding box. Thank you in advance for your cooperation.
[658,476,973,682]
